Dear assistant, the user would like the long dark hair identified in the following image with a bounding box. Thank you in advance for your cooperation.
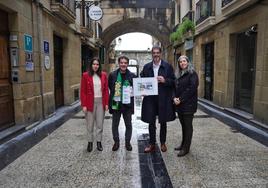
[88,57,102,76]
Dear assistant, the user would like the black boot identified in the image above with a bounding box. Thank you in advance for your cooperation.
[97,142,103,151]
[112,141,120,151]
[174,145,182,151]
[87,142,93,152]
[125,142,132,151]
[177,149,189,157]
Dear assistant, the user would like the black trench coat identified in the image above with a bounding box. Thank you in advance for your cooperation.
[140,60,176,123]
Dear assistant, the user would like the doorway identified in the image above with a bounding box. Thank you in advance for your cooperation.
[234,30,256,113]
[81,45,94,73]
[0,10,14,130]
[53,35,64,109]
[204,42,214,101]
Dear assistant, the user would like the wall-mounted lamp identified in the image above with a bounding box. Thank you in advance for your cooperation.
[118,37,122,44]
[245,24,257,36]
[158,22,163,31]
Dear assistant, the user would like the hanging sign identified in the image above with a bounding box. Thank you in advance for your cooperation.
[88,6,103,21]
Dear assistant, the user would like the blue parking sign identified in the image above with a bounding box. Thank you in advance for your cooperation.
[44,41,49,54]
[24,34,33,52]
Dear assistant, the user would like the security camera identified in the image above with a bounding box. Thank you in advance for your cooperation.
[250,25,257,32]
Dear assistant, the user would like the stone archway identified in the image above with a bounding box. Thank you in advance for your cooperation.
[102,18,170,49]
[101,18,172,70]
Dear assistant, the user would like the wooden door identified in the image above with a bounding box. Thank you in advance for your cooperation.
[0,10,14,130]
[53,35,64,108]
[234,31,256,113]
[204,42,214,101]
[0,21,14,130]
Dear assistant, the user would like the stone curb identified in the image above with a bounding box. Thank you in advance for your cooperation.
[0,102,81,171]
[198,101,268,147]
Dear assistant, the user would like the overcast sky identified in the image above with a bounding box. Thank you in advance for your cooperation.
[114,32,152,51]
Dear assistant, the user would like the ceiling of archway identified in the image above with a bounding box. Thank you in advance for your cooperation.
[101,18,171,49]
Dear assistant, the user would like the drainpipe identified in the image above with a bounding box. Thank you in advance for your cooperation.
[33,0,45,120]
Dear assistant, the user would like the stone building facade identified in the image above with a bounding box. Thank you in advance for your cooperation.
[173,0,268,124]
[0,0,101,130]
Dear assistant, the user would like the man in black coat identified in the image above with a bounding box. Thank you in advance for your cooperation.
[108,56,136,151]
[140,46,176,153]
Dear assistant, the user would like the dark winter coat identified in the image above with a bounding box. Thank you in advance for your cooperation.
[140,60,176,123]
[174,71,199,114]
[108,69,136,114]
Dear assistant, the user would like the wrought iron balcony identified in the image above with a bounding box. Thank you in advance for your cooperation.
[51,0,76,24]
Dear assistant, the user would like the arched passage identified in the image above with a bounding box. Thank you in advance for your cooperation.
[102,18,170,49]
[101,18,173,71]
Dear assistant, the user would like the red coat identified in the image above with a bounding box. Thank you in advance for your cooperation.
[80,71,109,112]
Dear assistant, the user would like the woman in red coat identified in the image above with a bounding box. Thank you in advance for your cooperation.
[80,57,109,152]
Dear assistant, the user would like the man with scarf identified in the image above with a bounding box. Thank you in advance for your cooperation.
[108,55,136,151]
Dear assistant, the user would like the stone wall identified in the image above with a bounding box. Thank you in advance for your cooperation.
[194,3,268,124]
[1,0,81,125]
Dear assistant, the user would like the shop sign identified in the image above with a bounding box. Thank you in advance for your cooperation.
[88,6,103,21]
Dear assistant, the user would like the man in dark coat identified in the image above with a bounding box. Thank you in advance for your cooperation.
[140,46,176,153]
[108,56,136,151]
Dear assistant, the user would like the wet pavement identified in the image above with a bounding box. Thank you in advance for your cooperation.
[0,104,267,188]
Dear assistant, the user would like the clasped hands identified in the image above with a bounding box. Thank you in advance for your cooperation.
[173,97,181,105]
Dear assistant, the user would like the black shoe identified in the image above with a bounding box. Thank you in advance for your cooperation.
[87,142,93,152]
[112,142,120,151]
[174,145,182,151]
[97,142,103,151]
[177,150,189,157]
[125,142,132,151]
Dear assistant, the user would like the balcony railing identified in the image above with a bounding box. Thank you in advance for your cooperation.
[195,0,214,25]
[222,0,234,7]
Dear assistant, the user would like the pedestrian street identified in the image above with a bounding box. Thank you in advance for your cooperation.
[0,108,267,188]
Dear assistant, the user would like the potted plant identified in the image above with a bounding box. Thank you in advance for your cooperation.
[170,18,195,43]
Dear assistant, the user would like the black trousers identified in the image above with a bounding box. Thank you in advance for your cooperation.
[178,113,194,152]
[112,109,132,143]
[148,96,167,145]
[149,121,167,145]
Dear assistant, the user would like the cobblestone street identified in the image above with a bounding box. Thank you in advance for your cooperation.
[0,108,267,188]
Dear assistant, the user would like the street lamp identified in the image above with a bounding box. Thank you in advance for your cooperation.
[118,37,122,44]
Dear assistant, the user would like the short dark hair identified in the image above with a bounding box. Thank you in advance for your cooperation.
[118,55,129,64]
[151,46,162,53]
[88,57,102,76]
